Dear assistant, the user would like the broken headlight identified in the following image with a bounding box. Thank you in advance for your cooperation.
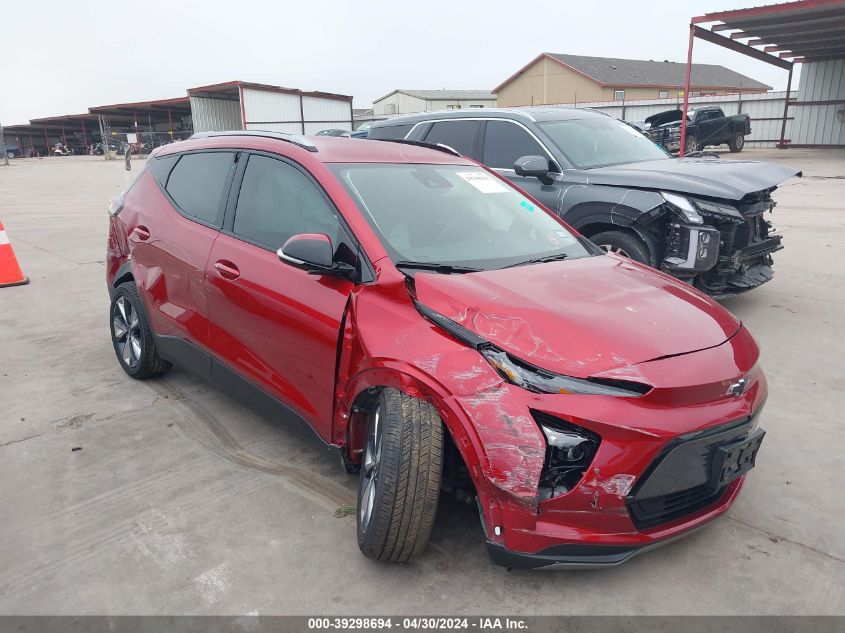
[534,411,601,499]
[661,191,704,225]
[414,301,648,397]
[481,348,646,397]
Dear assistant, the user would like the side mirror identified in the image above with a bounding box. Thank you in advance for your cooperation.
[277,233,358,280]
[278,233,334,270]
[513,155,554,185]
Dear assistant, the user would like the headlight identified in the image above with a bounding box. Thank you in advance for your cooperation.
[481,348,647,397]
[534,411,601,499]
[415,301,649,397]
[661,191,703,225]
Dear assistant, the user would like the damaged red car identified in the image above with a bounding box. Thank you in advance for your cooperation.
[106,131,766,569]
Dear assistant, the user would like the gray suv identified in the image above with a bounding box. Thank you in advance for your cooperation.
[369,108,799,297]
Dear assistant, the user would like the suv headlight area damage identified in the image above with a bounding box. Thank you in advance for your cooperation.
[410,296,766,568]
[657,190,783,296]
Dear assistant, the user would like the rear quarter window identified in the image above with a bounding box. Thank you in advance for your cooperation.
[368,124,414,140]
[165,152,235,226]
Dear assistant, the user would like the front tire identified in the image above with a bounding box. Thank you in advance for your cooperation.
[684,134,700,154]
[357,388,443,563]
[590,230,653,266]
[728,132,745,152]
[110,281,171,379]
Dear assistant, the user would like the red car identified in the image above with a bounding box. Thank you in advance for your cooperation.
[106,131,766,568]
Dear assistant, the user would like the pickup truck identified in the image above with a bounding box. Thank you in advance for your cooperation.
[369,107,799,297]
[643,106,751,154]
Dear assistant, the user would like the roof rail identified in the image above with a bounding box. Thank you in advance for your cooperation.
[374,138,463,158]
[189,130,318,152]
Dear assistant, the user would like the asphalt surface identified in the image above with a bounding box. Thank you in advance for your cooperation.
[0,148,843,615]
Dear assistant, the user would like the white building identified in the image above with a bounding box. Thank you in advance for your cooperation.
[372,90,496,117]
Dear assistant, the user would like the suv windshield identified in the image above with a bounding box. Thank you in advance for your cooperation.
[539,116,670,169]
[330,164,593,272]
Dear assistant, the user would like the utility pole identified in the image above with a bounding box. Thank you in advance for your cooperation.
[0,122,9,166]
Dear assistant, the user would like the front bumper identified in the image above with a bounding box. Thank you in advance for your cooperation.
[455,329,766,569]
[487,523,709,570]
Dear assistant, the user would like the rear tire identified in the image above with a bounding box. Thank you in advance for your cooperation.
[357,388,443,563]
[728,132,745,152]
[590,230,652,266]
[109,281,172,380]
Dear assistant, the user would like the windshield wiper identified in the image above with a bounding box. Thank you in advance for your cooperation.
[503,252,569,269]
[394,260,481,274]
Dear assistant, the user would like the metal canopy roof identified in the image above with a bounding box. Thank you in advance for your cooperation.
[693,0,845,63]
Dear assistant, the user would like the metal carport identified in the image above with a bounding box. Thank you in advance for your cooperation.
[680,0,845,155]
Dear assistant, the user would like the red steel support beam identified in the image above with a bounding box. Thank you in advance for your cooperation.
[168,110,173,137]
[81,123,88,149]
[61,124,67,145]
[779,65,794,149]
[679,24,695,158]
[43,128,50,154]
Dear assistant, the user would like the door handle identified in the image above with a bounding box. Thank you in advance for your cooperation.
[133,225,151,241]
[214,260,240,280]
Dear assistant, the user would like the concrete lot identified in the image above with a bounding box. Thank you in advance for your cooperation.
[0,148,843,615]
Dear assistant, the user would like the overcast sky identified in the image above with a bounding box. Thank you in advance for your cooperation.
[1,0,797,124]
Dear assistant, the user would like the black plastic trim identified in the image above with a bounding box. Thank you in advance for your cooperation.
[486,526,704,569]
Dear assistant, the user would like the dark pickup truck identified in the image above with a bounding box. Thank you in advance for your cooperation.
[642,106,751,154]
[369,107,800,297]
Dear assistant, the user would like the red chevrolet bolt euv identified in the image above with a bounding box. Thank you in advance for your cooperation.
[106,131,766,569]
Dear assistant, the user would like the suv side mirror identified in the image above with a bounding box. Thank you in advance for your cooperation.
[513,155,554,185]
[278,233,334,270]
[278,233,357,280]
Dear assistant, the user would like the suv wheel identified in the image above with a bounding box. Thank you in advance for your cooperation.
[728,133,745,152]
[591,230,652,266]
[357,388,442,562]
[110,281,172,379]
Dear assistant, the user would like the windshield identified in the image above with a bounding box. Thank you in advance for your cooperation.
[330,164,593,272]
[538,116,670,169]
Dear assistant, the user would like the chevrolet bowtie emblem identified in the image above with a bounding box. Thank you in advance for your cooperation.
[727,377,749,397]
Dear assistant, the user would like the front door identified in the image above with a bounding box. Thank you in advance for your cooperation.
[205,152,357,442]
[478,120,562,215]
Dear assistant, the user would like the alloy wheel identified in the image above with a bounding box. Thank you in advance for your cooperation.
[359,405,383,533]
[112,296,142,369]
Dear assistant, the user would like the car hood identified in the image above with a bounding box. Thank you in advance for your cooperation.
[413,255,741,379]
[570,158,800,201]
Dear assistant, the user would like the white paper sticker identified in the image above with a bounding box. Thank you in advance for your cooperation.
[456,171,509,194]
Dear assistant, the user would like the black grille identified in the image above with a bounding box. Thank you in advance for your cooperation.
[626,418,754,530]
[628,484,727,530]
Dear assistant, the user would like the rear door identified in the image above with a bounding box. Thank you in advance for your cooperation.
[204,152,359,441]
[128,150,237,362]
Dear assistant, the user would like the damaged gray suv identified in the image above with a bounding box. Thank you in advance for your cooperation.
[369,108,800,297]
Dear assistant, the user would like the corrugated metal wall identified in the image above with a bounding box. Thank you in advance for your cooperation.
[189,96,242,133]
[792,59,845,146]
[241,88,351,134]
[567,92,795,148]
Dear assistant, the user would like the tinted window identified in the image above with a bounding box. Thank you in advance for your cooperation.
[424,120,480,157]
[368,124,413,140]
[149,154,179,186]
[165,152,234,225]
[482,121,548,170]
[233,154,341,250]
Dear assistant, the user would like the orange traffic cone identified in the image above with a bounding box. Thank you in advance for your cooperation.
[0,221,29,287]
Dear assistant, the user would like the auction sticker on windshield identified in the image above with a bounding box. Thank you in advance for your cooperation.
[456,171,509,194]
